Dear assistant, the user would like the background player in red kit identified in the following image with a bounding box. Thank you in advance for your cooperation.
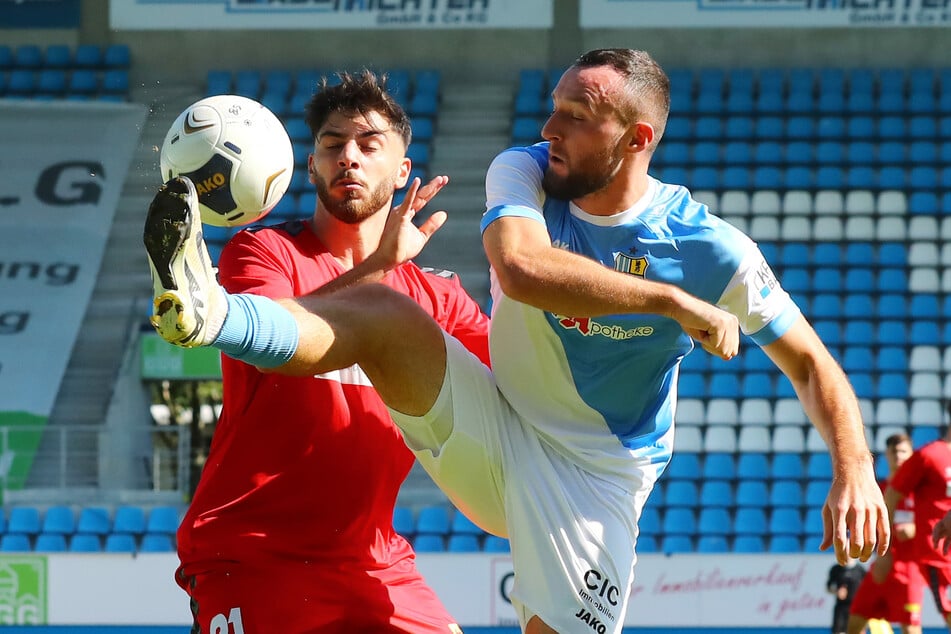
[169,71,487,633]
[849,433,923,634]
[887,425,951,629]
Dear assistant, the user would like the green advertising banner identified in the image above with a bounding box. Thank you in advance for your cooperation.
[140,333,222,380]
[0,556,47,624]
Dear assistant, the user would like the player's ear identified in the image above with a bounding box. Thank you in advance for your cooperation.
[307,153,318,184]
[629,122,655,152]
[395,156,411,189]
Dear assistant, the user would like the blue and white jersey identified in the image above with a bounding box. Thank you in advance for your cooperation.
[480,142,801,476]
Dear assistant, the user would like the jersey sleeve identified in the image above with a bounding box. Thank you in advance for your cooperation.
[480,144,549,233]
[710,230,801,346]
[217,228,295,298]
[438,273,491,367]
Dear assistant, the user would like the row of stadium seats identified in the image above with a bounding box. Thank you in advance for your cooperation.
[0,69,130,99]
[680,397,941,429]
[701,189,925,216]
[520,67,951,100]
[642,534,820,555]
[0,44,130,70]
[513,114,951,144]
[0,505,181,554]
[654,139,951,167]
[0,505,180,536]
[652,165,951,192]
[206,68,441,118]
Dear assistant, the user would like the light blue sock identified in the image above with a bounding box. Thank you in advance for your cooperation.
[211,294,299,368]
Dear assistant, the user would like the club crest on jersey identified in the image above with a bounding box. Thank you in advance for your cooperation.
[614,252,648,276]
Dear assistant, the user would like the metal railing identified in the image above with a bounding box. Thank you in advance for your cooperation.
[0,423,190,499]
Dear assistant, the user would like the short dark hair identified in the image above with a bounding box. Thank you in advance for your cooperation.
[304,70,412,148]
[573,48,670,148]
[885,432,911,450]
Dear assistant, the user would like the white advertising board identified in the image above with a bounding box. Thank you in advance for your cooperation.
[0,101,146,418]
[1,552,945,627]
[111,0,553,30]
[580,0,951,28]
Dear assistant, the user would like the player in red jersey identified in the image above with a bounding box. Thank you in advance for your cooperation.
[163,71,487,633]
[849,433,923,634]
[886,425,951,629]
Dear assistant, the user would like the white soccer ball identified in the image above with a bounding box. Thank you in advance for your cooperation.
[159,94,294,227]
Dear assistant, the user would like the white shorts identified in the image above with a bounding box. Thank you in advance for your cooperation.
[390,333,665,633]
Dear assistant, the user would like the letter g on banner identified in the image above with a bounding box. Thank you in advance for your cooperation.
[35,161,105,205]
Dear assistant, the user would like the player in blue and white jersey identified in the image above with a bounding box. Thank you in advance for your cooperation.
[145,49,888,634]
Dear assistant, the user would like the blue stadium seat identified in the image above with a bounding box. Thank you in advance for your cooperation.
[877,373,909,399]
[698,510,733,538]
[145,506,180,535]
[842,346,873,373]
[847,116,875,139]
[665,481,699,508]
[699,482,734,508]
[769,536,802,553]
[875,347,907,372]
[103,44,131,69]
[806,454,833,480]
[42,506,75,535]
[702,453,736,481]
[14,44,42,68]
[140,534,175,553]
[68,69,98,96]
[8,507,41,535]
[35,69,67,95]
[741,373,774,399]
[742,346,773,372]
[877,269,907,294]
[912,427,941,447]
[511,117,542,144]
[877,321,908,347]
[725,116,754,140]
[736,453,769,481]
[877,243,907,266]
[665,452,701,480]
[0,534,32,552]
[415,506,450,535]
[392,507,414,537]
[816,116,846,139]
[483,535,511,553]
[101,69,129,95]
[413,534,445,552]
[733,535,765,553]
[736,481,769,508]
[843,295,874,320]
[73,44,102,69]
[755,116,784,140]
[805,480,831,507]
[771,455,804,481]
[697,536,729,553]
[447,535,480,553]
[104,533,137,553]
[769,508,804,536]
[662,508,697,536]
[112,505,145,535]
[677,372,705,398]
[76,507,111,536]
[733,508,768,536]
[769,481,804,508]
[7,70,35,95]
[34,533,67,552]
[69,533,102,552]
[661,535,694,554]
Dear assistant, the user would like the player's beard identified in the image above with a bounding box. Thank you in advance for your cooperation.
[315,171,398,224]
[542,141,625,201]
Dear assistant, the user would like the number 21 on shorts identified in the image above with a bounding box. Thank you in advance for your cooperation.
[209,607,244,634]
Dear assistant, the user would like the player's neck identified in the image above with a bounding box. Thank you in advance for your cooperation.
[573,169,649,217]
[310,208,386,269]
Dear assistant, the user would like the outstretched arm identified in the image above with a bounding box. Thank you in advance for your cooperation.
[482,215,738,359]
[312,176,449,295]
[764,316,888,563]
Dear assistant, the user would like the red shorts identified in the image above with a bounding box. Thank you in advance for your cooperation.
[922,562,951,617]
[176,557,462,634]
[850,561,924,625]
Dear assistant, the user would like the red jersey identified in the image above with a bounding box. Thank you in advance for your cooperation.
[177,220,490,571]
[890,439,951,567]
[882,477,916,564]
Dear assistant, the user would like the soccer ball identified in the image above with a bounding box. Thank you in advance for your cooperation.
[159,94,294,227]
